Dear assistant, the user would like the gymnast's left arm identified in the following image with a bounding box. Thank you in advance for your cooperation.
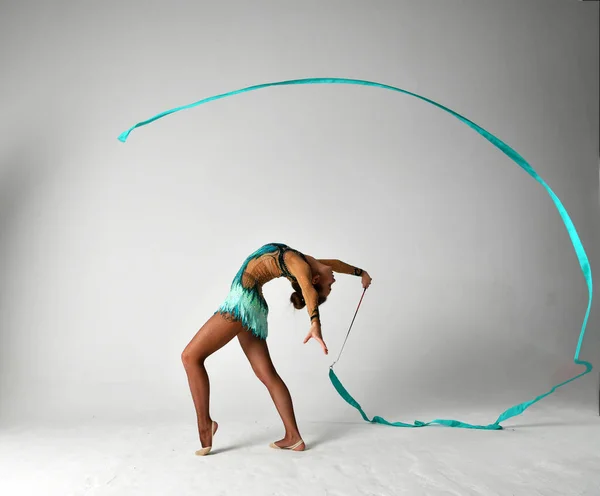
[318,259,372,289]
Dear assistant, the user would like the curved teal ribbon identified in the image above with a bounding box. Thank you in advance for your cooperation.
[118,77,593,429]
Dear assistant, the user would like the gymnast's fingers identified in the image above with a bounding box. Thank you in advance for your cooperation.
[316,336,328,355]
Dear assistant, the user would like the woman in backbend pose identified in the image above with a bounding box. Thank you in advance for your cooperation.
[181,242,372,455]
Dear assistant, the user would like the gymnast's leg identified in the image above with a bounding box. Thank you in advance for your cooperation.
[181,313,243,448]
[237,330,305,451]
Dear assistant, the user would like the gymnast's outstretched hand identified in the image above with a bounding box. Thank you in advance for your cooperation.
[303,321,328,355]
[361,270,372,289]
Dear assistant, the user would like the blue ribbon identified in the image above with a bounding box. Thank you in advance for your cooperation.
[118,77,593,429]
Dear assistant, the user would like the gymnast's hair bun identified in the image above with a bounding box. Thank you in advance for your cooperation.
[290,290,306,310]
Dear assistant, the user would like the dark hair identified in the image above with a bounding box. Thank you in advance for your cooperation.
[290,280,327,310]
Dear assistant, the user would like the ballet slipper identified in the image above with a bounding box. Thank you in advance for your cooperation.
[195,421,218,456]
[269,439,305,451]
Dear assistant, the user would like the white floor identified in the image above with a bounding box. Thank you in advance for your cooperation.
[1,405,599,496]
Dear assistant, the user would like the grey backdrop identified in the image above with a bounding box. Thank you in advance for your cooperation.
[1,0,598,426]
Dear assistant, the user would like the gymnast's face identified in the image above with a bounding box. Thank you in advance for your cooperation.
[315,265,336,298]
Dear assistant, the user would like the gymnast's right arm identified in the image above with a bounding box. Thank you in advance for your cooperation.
[286,254,328,355]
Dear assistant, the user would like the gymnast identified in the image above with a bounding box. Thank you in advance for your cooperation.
[181,242,372,455]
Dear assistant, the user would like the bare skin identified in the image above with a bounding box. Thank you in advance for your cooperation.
[237,328,305,450]
[181,313,305,451]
